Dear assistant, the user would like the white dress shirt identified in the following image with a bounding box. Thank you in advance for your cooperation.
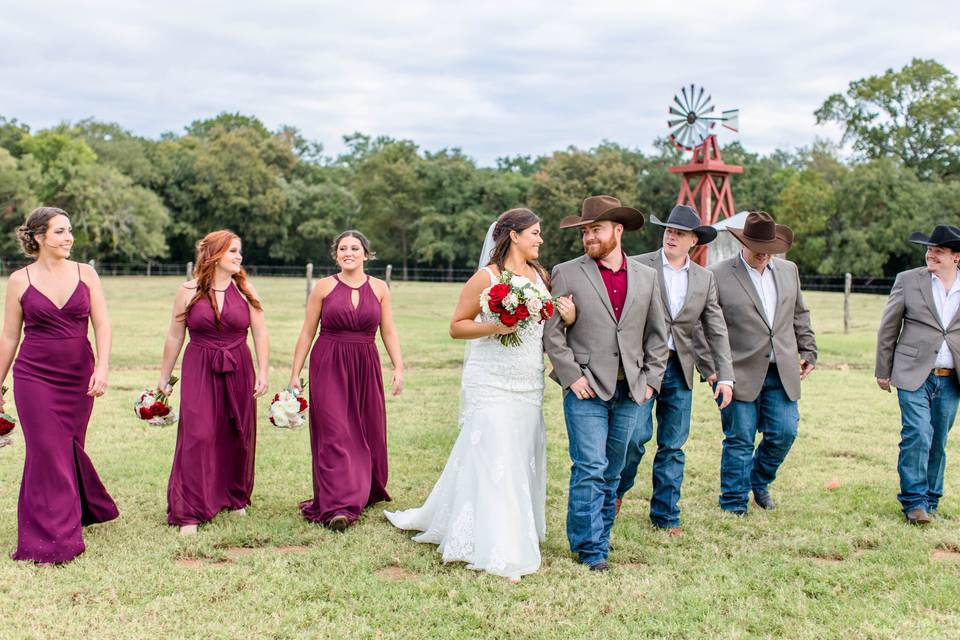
[660,249,689,352]
[931,270,960,368]
[740,251,778,362]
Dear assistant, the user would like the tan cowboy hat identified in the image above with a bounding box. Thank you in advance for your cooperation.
[728,211,793,254]
[559,195,645,231]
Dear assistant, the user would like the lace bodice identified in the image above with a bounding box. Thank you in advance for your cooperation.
[459,268,547,424]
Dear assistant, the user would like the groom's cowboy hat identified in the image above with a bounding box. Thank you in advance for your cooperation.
[908,224,960,251]
[559,195,645,231]
[649,204,718,245]
[728,211,794,254]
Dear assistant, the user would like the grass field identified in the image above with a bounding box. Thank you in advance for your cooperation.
[1,276,959,639]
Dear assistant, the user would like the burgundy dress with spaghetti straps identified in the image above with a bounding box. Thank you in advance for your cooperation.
[166,282,257,525]
[11,263,118,563]
[300,275,390,525]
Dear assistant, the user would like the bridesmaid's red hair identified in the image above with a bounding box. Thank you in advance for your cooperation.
[182,230,262,326]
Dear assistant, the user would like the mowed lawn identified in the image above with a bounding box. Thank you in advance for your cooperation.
[1,275,959,639]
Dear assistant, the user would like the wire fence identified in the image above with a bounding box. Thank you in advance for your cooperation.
[0,258,896,293]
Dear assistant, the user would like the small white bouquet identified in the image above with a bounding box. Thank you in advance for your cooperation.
[269,383,308,429]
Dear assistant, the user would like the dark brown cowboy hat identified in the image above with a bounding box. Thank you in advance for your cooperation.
[650,204,718,245]
[559,195,645,231]
[728,211,793,254]
[909,224,960,251]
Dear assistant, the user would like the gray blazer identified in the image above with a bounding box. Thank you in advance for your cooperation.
[634,250,734,389]
[697,255,817,402]
[543,254,669,402]
[875,267,960,392]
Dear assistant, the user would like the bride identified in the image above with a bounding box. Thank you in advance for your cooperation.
[385,207,575,582]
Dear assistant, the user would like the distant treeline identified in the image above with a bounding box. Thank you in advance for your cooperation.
[1,58,958,277]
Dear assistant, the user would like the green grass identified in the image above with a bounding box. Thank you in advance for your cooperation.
[1,278,959,639]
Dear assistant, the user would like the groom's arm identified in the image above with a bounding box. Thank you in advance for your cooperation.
[640,276,669,392]
[543,265,582,388]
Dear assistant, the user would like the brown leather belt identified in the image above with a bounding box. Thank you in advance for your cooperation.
[933,368,955,377]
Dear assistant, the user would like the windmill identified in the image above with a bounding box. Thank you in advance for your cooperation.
[667,84,742,265]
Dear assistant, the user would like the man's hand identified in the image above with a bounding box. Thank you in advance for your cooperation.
[570,376,596,400]
[714,382,733,410]
[644,385,655,402]
[800,359,815,380]
[877,377,892,392]
[706,374,717,386]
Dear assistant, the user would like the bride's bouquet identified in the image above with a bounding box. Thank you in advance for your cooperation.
[480,269,555,347]
[269,382,308,428]
[134,376,179,426]
[0,386,15,448]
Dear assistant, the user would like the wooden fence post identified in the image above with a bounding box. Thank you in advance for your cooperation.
[146,261,152,277]
[385,264,393,289]
[186,261,193,281]
[305,262,313,304]
[843,272,852,334]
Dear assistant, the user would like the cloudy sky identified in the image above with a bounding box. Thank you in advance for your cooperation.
[3,0,958,164]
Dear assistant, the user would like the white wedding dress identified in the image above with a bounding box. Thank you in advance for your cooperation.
[385,267,547,579]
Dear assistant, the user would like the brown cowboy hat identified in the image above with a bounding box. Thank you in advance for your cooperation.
[728,211,793,254]
[559,195,645,231]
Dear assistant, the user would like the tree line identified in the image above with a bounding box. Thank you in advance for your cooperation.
[1,58,958,278]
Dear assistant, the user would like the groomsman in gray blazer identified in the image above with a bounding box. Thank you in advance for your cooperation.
[697,211,817,515]
[543,195,669,571]
[615,205,734,535]
[876,225,960,525]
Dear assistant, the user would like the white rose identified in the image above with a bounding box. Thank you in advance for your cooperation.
[281,397,301,416]
[270,407,290,427]
[510,275,531,288]
[480,291,491,314]
[504,292,519,311]
[526,296,543,315]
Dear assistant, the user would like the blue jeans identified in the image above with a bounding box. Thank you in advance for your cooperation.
[617,354,692,529]
[896,372,960,513]
[719,365,798,512]
[563,379,642,566]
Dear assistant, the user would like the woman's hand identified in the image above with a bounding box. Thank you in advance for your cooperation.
[253,370,269,398]
[87,367,108,398]
[490,322,518,336]
[157,378,174,397]
[556,295,576,326]
[288,377,303,394]
[391,369,404,396]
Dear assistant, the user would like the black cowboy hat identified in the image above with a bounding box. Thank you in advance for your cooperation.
[728,211,794,254]
[909,224,960,251]
[559,195,645,231]
[649,204,718,245]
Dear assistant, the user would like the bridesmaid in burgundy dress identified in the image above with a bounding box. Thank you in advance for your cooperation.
[289,230,404,531]
[0,207,117,563]
[158,230,269,535]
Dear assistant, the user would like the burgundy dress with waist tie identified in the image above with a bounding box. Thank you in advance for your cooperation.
[167,282,257,526]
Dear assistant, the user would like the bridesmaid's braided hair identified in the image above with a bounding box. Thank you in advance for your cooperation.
[181,230,263,327]
[486,208,549,285]
[16,207,68,257]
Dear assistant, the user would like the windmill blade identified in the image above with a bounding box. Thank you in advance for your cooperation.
[668,117,688,127]
[721,109,740,132]
[697,103,715,117]
[679,125,695,149]
[673,94,689,113]
[669,106,688,118]
[692,86,708,113]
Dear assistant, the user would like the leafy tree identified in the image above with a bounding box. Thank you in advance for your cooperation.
[815,58,960,179]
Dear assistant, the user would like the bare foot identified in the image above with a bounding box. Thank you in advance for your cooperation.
[508,576,521,585]
[180,524,198,536]
[229,508,247,516]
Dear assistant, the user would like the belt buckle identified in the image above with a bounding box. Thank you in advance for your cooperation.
[933,368,955,377]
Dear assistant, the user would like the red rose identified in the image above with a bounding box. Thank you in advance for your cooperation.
[500,312,518,327]
[488,283,510,304]
[540,301,554,322]
[138,406,155,419]
[515,304,530,321]
[0,416,14,436]
[297,396,308,412]
[273,393,280,402]
[150,401,170,417]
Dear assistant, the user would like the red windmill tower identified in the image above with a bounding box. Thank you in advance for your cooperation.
[667,85,742,265]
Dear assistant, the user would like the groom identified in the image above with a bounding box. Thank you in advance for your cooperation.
[544,195,669,571]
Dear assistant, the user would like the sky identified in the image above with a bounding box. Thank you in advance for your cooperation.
[2,0,959,165]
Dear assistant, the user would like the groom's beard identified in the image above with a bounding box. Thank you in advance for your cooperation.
[584,236,618,260]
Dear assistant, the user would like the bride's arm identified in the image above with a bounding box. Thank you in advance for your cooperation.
[449,271,516,340]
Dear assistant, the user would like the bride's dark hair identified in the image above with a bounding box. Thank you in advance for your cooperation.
[487,208,549,285]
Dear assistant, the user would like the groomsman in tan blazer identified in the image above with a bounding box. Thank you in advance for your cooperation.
[615,205,734,535]
[876,224,960,524]
[544,195,669,571]
[697,211,817,515]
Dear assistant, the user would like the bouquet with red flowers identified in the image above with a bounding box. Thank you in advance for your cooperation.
[480,269,555,346]
[0,386,15,448]
[134,376,179,426]
[269,381,308,428]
